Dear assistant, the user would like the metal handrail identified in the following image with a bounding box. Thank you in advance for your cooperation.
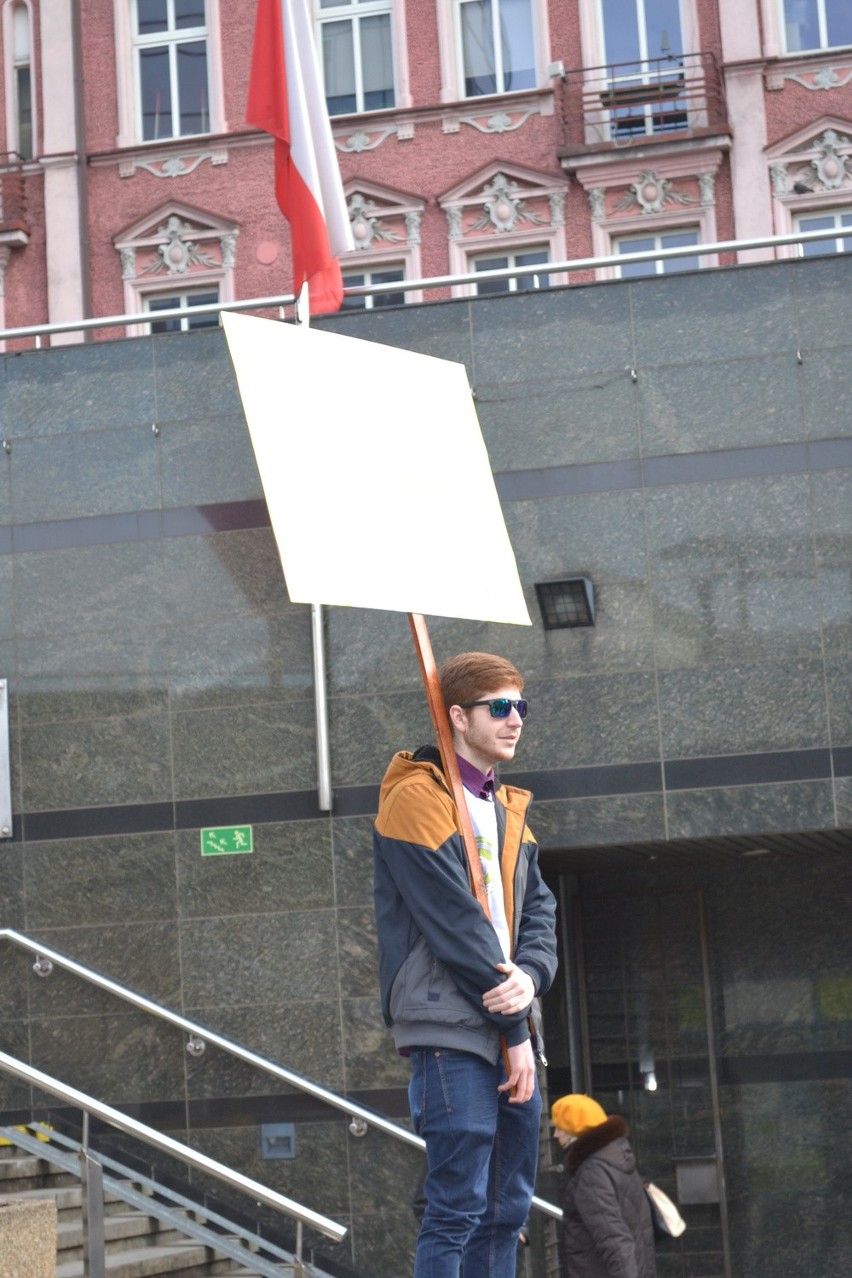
[0,928,562,1220]
[0,1050,346,1243]
[0,226,846,343]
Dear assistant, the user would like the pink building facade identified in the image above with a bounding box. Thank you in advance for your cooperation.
[0,0,851,343]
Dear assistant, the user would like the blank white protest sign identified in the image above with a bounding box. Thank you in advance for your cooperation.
[222,311,531,626]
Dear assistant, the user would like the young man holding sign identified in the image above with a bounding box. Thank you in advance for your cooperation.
[374,652,558,1278]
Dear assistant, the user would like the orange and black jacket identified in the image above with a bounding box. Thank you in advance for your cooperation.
[373,747,557,1064]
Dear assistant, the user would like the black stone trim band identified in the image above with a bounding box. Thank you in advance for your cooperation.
[7,745,849,844]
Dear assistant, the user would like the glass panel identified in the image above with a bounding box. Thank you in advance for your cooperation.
[185,291,219,328]
[461,0,497,97]
[826,0,852,47]
[139,46,173,140]
[475,254,510,295]
[371,267,405,307]
[341,272,367,310]
[323,20,356,114]
[644,0,683,58]
[602,0,641,68]
[137,0,169,36]
[16,66,32,160]
[500,0,535,92]
[799,213,838,257]
[12,5,29,60]
[175,0,206,29]
[361,14,395,110]
[515,248,550,290]
[617,236,656,278]
[147,294,182,333]
[660,230,700,272]
[783,0,820,52]
[177,39,209,134]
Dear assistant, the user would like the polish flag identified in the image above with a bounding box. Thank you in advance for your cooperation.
[247,0,354,314]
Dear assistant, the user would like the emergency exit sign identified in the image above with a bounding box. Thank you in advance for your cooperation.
[200,826,253,856]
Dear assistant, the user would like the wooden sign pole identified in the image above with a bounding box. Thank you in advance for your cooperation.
[407,613,489,914]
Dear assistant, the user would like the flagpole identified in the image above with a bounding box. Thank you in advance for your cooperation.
[294,279,333,812]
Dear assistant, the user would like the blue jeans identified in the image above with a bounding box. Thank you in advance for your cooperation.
[409,1047,541,1278]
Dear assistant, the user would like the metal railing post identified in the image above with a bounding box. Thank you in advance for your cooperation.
[80,1111,106,1278]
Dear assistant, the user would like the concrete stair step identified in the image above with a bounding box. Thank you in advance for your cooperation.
[57,1209,192,1258]
[55,1239,226,1278]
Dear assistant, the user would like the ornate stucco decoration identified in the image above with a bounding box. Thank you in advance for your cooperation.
[119,149,228,179]
[770,162,789,197]
[810,128,851,188]
[467,173,547,233]
[613,170,699,215]
[451,107,539,136]
[139,216,219,276]
[588,188,606,221]
[335,122,413,153]
[779,65,852,91]
[348,194,404,250]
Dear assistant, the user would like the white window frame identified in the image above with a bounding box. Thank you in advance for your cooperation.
[341,260,408,308]
[469,244,553,294]
[113,0,225,148]
[793,206,852,255]
[3,0,37,161]
[436,0,549,104]
[315,0,410,116]
[143,283,221,332]
[451,230,567,297]
[612,226,702,277]
[772,0,852,55]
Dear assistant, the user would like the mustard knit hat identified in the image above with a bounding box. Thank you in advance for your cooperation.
[550,1094,607,1135]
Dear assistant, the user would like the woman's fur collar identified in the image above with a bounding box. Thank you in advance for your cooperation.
[565,1115,629,1175]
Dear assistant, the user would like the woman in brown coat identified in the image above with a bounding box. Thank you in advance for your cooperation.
[551,1094,656,1278]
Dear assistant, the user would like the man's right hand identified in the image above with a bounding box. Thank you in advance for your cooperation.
[498,1039,536,1103]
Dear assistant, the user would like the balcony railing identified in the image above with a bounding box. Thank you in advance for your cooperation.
[0,153,28,242]
[562,52,729,153]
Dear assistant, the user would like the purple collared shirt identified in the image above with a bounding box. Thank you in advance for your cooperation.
[457,753,496,801]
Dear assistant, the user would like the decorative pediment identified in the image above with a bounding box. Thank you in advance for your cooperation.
[113,202,240,281]
[342,181,425,252]
[572,148,725,223]
[438,163,568,241]
[766,118,852,197]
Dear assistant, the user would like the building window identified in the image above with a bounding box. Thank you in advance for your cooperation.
[615,229,700,277]
[471,246,550,293]
[795,209,852,255]
[455,0,536,97]
[318,0,395,115]
[600,0,687,138]
[781,0,852,53]
[145,287,220,332]
[341,265,405,308]
[11,2,32,159]
[132,0,210,140]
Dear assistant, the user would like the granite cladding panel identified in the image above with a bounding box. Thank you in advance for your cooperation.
[152,328,244,421]
[168,611,314,709]
[178,909,340,1007]
[476,364,640,472]
[175,820,334,918]
[2,338,156,435]
[825,654,852,740]
[794,251,852,351]
[521,672,660,770]
[20,710,173,810]
[170,698,317,799]
[28,1010,185,1105]
[21,921,182,1016]
[9,426,160,524]
[532,792,667,851]
[0,559,12,642]
[651,568,824,669]
[182,998,345,1095]
[23,833,178,929]
[818,565,852,655]
[664,780,837,841]
[470,283,633,385]
[657,659,829,759]
[505,490,648,583]
[811,469,852,563]
[337,906,380,999]
[0,945,29,1019]
[319,294,475,375]
[341,996,410,1092]
[330,690,433,787]
[636,354,804,456]
[331,815,376,908]
[13,541,167,639]
[835,777,852,825]
[162,529,289,625]
[630,262,798,367]
[800,344,852,440]
[17,626,169,724]
[158,415,263,507]
[0,1018,34,1110]
[645,474,815,577]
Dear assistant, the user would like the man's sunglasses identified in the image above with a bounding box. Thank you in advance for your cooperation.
[459,698,528,720]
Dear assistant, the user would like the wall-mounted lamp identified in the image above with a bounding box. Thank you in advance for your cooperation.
[534,577,595,629]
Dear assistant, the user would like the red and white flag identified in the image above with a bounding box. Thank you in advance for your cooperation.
[247,0,353,314]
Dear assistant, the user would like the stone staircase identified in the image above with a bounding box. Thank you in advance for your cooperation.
[0,1144,295,1277]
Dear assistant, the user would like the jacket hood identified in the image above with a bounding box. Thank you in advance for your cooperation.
[565,1115,633,1176]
